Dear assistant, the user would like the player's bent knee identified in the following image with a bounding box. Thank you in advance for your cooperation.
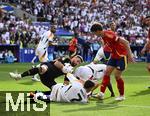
[114,73,122,79]
[39,65,48,74]
[104,70,111,76]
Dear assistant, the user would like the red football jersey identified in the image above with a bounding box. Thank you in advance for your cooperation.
[68,37,78,52]
[102,30,127,59]
[103,43,112,53]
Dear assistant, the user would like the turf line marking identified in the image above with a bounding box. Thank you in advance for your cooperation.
[98,103,150,109]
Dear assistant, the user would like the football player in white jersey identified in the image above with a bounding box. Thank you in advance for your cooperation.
[30,73,95,103]
[32,26,56,81]
[35,26,56,62]
[74,63,115,97]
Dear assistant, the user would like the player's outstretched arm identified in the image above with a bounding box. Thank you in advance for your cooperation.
[91,80,101,92]
[54,61,73,73]
[93,47,105,63]
[119,37,135,63]
[66,73,78,83]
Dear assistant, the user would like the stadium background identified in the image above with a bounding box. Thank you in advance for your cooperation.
[0,0,150,63]
[0,0,150,116]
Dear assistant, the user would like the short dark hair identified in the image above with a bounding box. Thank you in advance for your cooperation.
[84,80,95,90]
[90,23,103,32]
[76,55,84,63]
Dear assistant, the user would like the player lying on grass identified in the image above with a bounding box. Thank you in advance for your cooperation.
[30,73,95,103]
[73,62,115,97]
[9,55,83,89]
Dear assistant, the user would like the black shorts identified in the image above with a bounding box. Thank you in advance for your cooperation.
[39,62,63,89]
[107,56,127,71]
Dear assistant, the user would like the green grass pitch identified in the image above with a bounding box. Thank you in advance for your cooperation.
[0,62,150,116]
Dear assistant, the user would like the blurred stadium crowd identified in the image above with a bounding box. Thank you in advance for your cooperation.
[0,0,150,61]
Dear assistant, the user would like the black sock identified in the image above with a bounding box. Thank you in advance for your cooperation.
[107,82,114,95]
[21,68,39,77]
[43,91,51,95]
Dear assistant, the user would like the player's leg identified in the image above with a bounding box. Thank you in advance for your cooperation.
[32,49,48,81]
[9,64,48,80]
[114,70,125,100]
[107,82,115,97]
[31,64,41,82]
[98,63,115,99]
[9,67,39,80]
[114,56,127,100]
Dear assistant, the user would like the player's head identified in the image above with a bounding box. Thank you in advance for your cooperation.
[50,25,56,33]
[109,21,116,31]
[83,80,95,92]
[70,55,83,67]
[90,22,103,36]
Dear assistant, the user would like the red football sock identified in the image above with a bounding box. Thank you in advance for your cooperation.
[100,75,110,93]
[116,78,124,96]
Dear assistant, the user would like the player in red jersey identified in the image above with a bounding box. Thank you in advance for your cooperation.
[93,22,117,97]
[141,16,150,88]
[91,23,134,101]
[93,21,116,64]
[68,35,78,57]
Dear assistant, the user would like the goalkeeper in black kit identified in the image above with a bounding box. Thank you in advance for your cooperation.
[9,55,83,89]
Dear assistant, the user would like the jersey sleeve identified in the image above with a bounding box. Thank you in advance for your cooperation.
[66,73,78,83]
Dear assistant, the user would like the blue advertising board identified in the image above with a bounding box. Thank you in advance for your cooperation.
[19,46,55,62]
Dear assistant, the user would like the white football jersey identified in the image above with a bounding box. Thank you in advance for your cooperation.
[74,63,106,81]
[50,74,88,103]
[93,47,105,62]
[35,30,54,62]
[37,30,54,49]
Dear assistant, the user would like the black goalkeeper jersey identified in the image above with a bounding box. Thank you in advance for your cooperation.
[39,56,71,89]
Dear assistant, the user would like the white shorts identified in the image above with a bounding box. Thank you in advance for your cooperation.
[35,47,48,62]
